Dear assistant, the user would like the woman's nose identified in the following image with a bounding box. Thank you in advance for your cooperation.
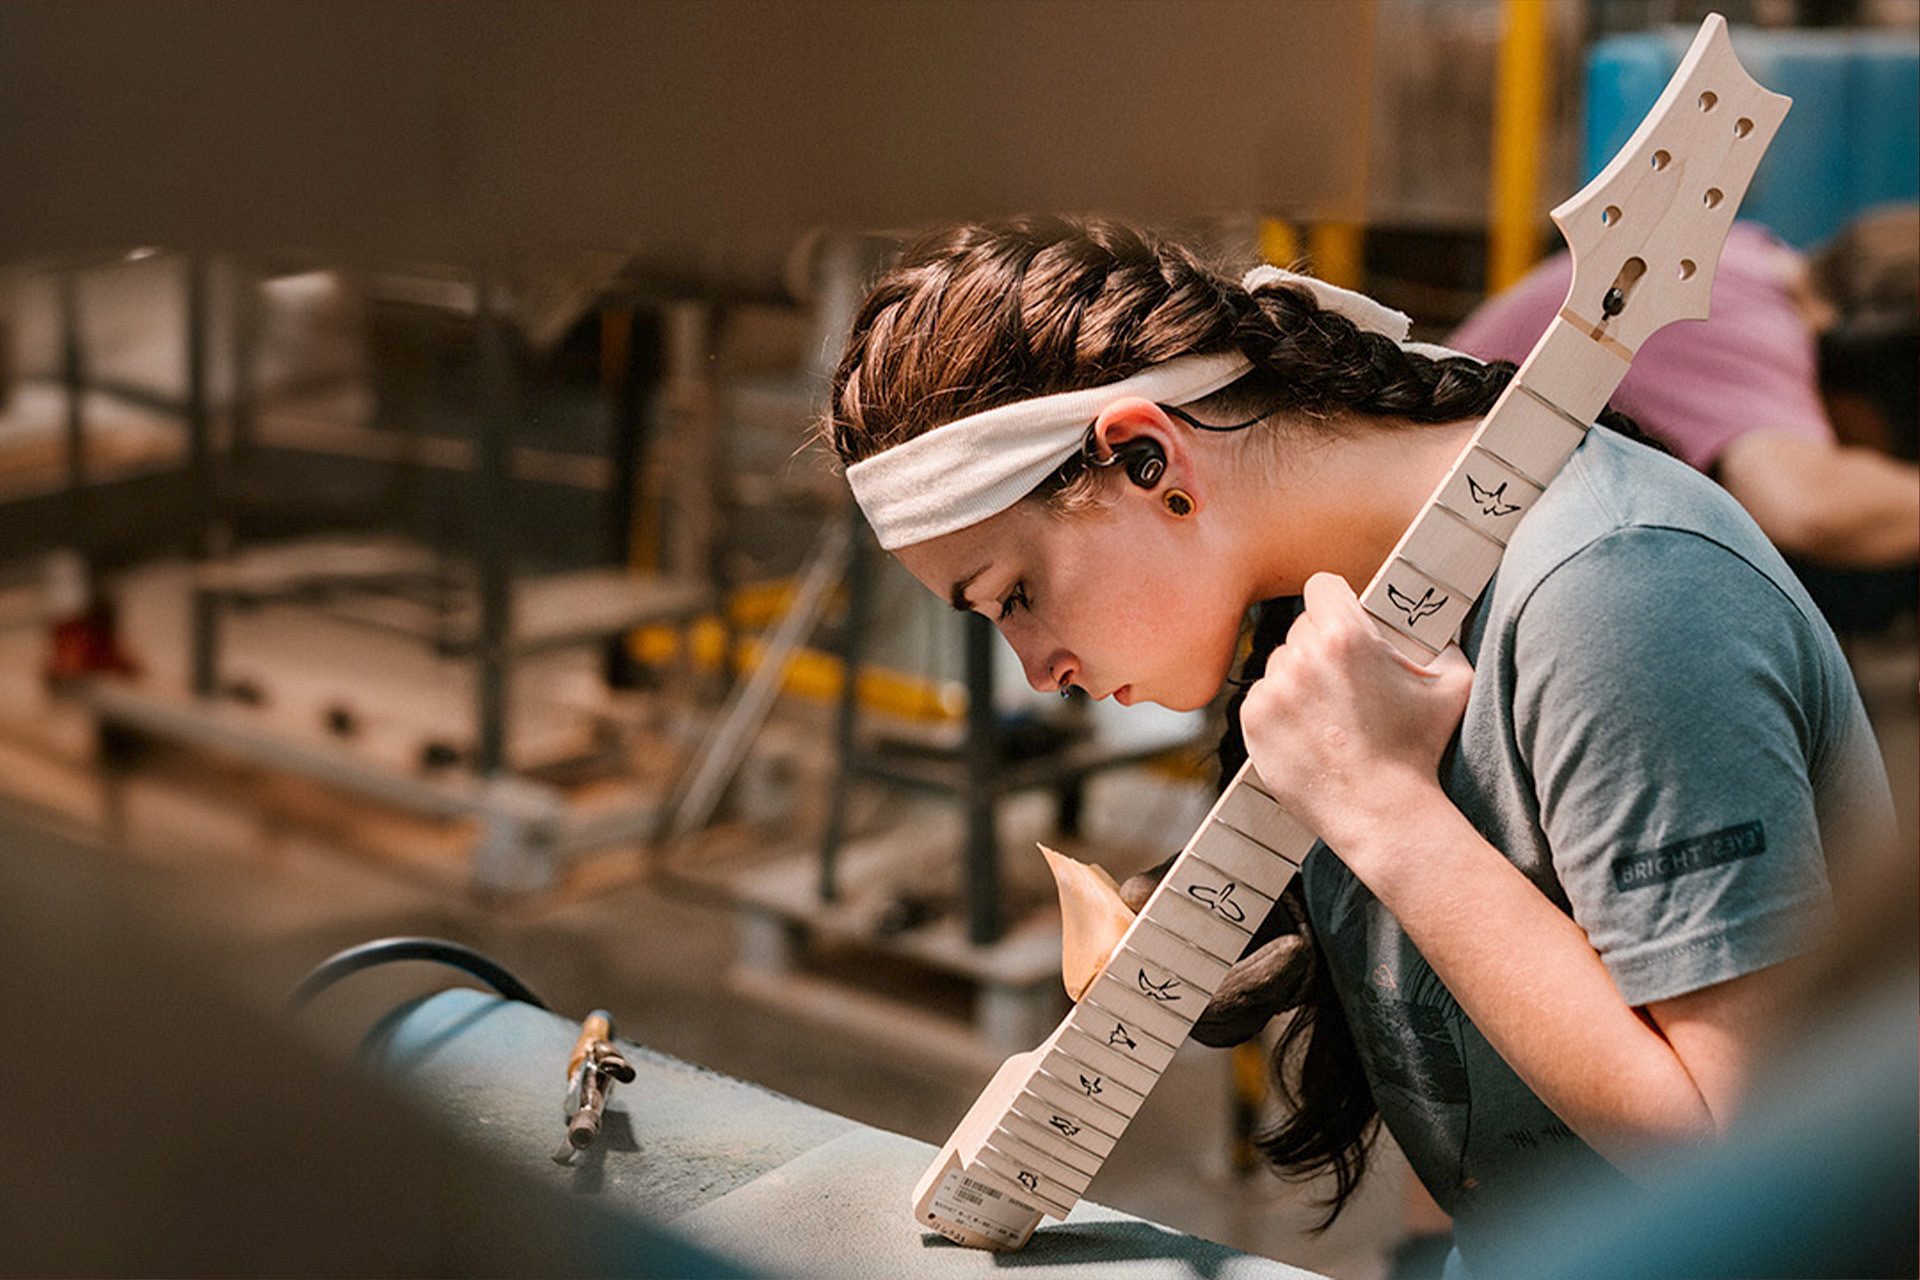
[1012,640,1073,694]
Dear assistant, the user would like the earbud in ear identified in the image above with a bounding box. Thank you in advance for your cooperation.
[1079,427,1168,489]
[1115,439,1166,489]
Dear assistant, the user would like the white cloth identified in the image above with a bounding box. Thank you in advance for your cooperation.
[1244,265,1413,341]
[845,266,1473,550]
[844,351,1251,549]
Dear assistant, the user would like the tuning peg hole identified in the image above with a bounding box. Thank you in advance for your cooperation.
[1651,150,1671,170]
[1734,117,1753,138]
[1703,188,1724,208]
[1699,91,1718,111]
[1602,205,1621,226]
[1677,259,1697,281]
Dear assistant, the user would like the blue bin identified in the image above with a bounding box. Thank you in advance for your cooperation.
[1585,28,1919,247]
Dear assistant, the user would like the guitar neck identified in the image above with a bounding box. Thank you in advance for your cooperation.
[1356,318,1628,659]
[915,318,1634,1245]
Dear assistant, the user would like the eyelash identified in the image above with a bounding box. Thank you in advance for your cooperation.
[997,581,1031,621]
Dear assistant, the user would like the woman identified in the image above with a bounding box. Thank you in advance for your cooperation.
[822,217,1893,1269]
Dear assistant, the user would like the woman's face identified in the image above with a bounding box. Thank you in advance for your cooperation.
[893,490,1250,712]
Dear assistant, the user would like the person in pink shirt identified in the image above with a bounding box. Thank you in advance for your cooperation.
[1450,215,1918,581]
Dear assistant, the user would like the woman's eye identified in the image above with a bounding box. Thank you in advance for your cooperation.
[997,582,1030,621]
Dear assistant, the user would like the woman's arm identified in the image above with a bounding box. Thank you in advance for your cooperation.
[1715,430,1920,568]
[1347,784,1795,1159]
[1241,573,1798,1165]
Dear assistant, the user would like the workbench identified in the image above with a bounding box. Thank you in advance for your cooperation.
[369,987,1326,1279]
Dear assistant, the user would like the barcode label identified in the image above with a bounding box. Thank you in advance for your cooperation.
[925,1166,1043,1249]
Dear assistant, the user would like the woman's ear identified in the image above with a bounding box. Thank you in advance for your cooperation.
[1091,399,1190,491]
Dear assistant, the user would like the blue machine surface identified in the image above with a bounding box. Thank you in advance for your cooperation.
[368,988,1326,1278]
[1587,27,1919,247]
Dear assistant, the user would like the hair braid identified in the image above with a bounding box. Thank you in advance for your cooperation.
[1211,278,1660,449]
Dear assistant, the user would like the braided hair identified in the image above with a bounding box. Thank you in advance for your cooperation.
[825,215,1659,1223]
[828,215,1540,465]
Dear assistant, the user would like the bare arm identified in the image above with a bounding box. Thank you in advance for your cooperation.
[1243,574,1794,1164]
[1349,784,1793,1159]
[1715,431,1919,568]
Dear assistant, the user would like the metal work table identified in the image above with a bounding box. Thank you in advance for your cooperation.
[370,987,1325,1279]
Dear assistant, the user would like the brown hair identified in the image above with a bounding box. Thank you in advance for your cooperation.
[1808,203,1920,332]
[825,214,1653,1223]
[826,216,1519,480]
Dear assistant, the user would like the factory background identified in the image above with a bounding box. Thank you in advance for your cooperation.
[0,2,1913,1276]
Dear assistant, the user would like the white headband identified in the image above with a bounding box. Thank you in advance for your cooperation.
[845,267,1475,549]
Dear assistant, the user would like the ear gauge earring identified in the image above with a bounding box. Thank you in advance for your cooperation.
[1163,489,1194,518]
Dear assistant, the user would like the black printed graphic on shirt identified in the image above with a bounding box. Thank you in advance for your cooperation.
[1356,981,1470,1105]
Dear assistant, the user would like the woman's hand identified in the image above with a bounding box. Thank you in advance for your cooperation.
[1239,573,1474,880]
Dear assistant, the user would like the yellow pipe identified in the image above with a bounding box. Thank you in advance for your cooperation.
[1304,0,1376,293]
[1267,213,1365,293]
[1489,0,1552,293]
[631,606,965,723]
[1308,221,1366,290]
[1258,217,1302,269]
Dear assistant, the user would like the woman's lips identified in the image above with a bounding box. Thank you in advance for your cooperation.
[1115,684,1134,705]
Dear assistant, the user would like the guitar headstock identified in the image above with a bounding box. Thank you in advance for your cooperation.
[1552,14,1790,355]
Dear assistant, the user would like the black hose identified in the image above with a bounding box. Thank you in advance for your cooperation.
[288,936,549,1013]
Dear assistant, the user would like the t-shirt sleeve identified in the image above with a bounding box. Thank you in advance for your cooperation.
[1511,526,1836,1006]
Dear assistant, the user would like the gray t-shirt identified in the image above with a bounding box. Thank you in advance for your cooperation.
[1300,426,1895,1258]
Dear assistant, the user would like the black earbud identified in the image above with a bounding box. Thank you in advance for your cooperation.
[1085,436,1166,488]
[1079,427,1167,489]
[1117,439,1166,488]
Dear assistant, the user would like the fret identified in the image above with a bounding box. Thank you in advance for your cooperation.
[1081,969,1193,1047]
[1059,1025,1159,1097]
[1164,850,1280,935]
[982,1125,1090,1196]
[1126,920,1234,993]
[1151,889,1255,966]
[1184,822,1296,899]
[1009,1092,1119,1160]
[1473,380,1590,489]
[1038,1046,1147,1115]
[1001,1110,1101,1178]
[1023,1071,1130,1140]
[1361,557,1472,654]
[974,1142,1076,1218]
[1106,949,1204,1019]
[988,1117,1095,1189]
[1212,781,1314,867]
[1397,504,1504,600]
[990,1128,1098,1197]
[1077,990,1180,1054]
[1436,446,1544,544]
[1236,766,1278,800]
[1067,1001,1180,1072]
[1511,317,1634,427]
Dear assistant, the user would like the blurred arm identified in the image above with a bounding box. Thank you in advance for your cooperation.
[1715,431,1920,568]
